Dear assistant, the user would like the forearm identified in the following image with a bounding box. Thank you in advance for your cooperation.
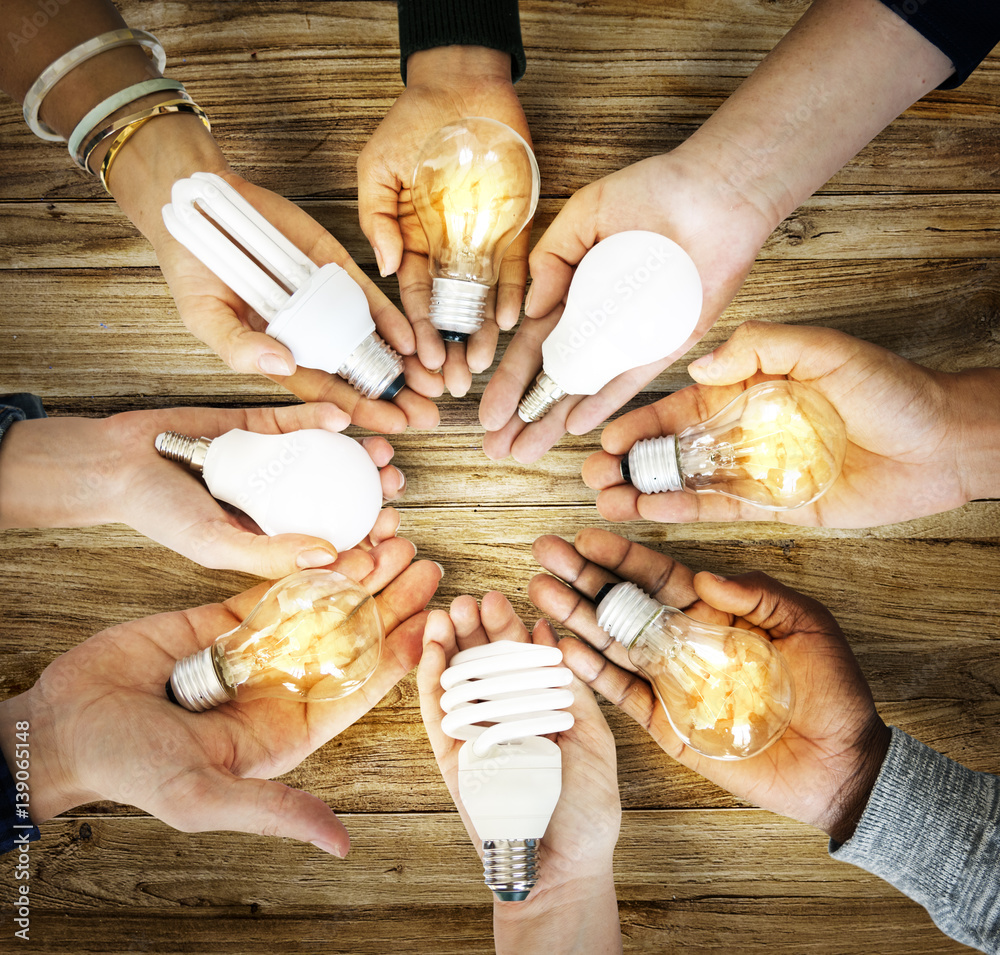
[493,870,622,955]
[944,367,1000,503]
[680,0,954,229]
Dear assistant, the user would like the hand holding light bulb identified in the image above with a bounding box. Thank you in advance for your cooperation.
[0,402,405,578]
[418,593,623,951]
[586,321,999,528]
[357,45,536,398]
[529,528,892,843]
[0,541,442,855]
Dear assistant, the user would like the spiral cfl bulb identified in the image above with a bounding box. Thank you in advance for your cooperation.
[622,380,847,510]
[167,569,384,711]
[162,171,405,399]
[517,231,703,423]
[412,117,539,343]
[154,427,384,552]
[596,581,794,759]
[439,640,575,901]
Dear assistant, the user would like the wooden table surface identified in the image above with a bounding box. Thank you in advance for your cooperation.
[2,2,999,952]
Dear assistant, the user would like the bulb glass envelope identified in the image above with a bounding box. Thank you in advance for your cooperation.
[213,569,384,703]
[412,117,539,287]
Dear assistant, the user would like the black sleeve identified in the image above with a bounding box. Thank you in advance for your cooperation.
[876,0,1000,89]
[396,0,526,84]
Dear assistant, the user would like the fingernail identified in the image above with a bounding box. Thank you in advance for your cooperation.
[374,247,388,278]
[523,283,535,314]
[688,352,714,371]
[297,548,337,568]
[433,561,446,578]
[259,353,293,376]
[311,839,347,858]
[710,572,727,582]
[392,466,406,494]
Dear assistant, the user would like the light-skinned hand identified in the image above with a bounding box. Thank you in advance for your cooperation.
[529,528,891,844]
[0,541,442,855]
[585,321,1000,527]
[479,148,773,462]
[0,402,408,577]
[358,46,534,398]
[418,592,622,955]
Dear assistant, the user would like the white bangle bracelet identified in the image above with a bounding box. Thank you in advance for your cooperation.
[23,28,166,142]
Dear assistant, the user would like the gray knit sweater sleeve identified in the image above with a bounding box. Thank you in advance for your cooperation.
[830,726,1000,953]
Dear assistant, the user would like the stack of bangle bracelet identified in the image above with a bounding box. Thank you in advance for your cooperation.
[22,27,211,192]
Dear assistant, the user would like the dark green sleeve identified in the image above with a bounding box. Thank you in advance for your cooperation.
[397,0,526,84]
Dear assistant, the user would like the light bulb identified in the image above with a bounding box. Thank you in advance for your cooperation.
[439,640,575,901]
[154,428,383,552]
[517,231,703,422]
[167,568,384,711]
[596,581,793,759]
[623,380,847,510]
[412,117,540,343]
[162,171,405,400]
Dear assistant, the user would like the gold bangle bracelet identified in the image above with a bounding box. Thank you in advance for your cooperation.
[80,96,193,173]
[100,101,211,193]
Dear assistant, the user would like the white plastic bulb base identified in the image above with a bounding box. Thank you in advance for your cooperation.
[167,646,231,712]
[429,278,490,343]
[596,581,662,649]
[266,263,405,400]
[517,371,568,423]
[622,435,683,494]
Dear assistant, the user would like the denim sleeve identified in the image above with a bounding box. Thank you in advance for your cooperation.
[876,0,1000,89]
[397,0,526,83]
[830,727,1000,953]
[0,394,47,448]
[0,751,41,854]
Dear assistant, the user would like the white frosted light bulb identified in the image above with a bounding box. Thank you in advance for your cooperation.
[597,582,794,760]
[623,380,847,510]
[162,172,405,399]
[167,569,384,711]
[518,231,703,422]
[412,117,540,342]
[155,428,383,552]
[439,640,575,901]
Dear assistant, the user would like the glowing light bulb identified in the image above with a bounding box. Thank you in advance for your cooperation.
[596,582,794,760]
[517,231,703,422]
[167,569,384,711]
[412,117,540,343]
[439,640,575,901]
[162,172,405,399]
[154,428,383,552]
[623,380,847,510]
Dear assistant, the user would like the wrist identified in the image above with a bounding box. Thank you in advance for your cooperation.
[406,45,514,91]
[943,367,1000,502]
[823,714,892,845]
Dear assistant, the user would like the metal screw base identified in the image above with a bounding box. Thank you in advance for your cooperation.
[517,371,568,423]
[624,435,683,494]
[482,838,539,902]
[429,278,489,341]
[339,332,405,400]
[596,581,662,650]
[168,646,232,712]
[154,431,212,473]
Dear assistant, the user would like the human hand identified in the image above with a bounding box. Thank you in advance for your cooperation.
[0,540,442,854]
[418,592,622,954]
[0,402,407,577]
[585,321,1000,527]
[480,147,774,463]
[530,528,891,844]
[105,119,442,432]
[358,46,534,397]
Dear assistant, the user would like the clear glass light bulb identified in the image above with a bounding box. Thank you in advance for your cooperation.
[167,569,384,712]
[597,582,794,760]
[623,380,848,510]
[154,428,383,551]
[412,117,540,343]
[162,172,405,399]
[518,231,703,422]
[439,640,575,901]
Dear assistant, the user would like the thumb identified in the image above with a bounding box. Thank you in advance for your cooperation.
[687,321,857,387]
[357,169,405,278]
[176,522,339,577]
[169,770,351,857]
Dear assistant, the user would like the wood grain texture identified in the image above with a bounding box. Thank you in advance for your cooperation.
[1,0,999,952]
